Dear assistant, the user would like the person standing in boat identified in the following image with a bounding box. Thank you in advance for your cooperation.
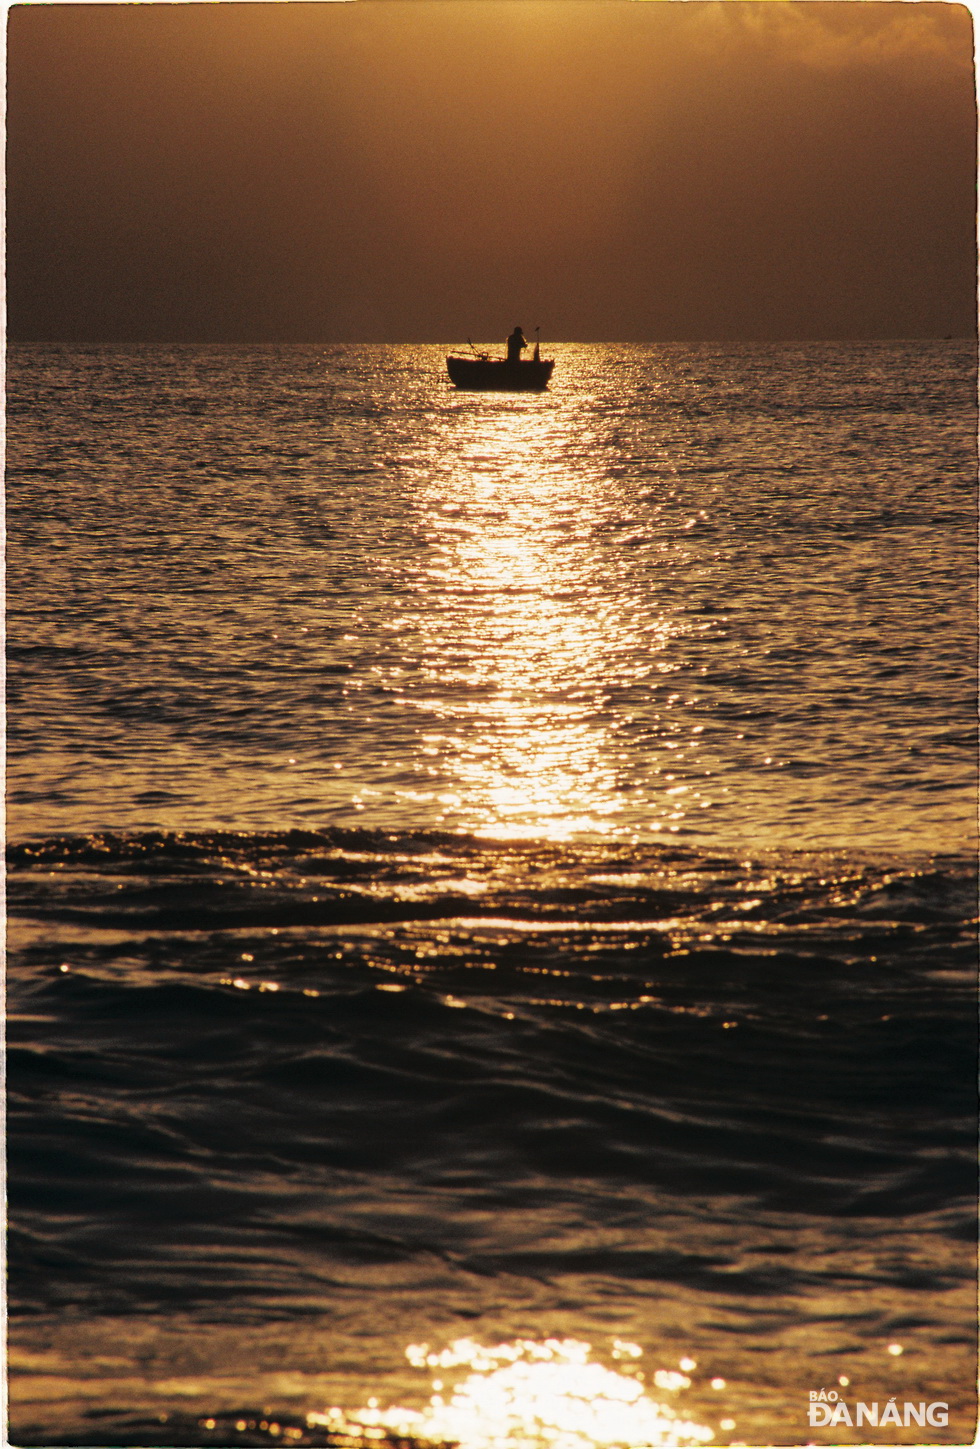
[506,325,528,363]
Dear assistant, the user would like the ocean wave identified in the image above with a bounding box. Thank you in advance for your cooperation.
[9,831,975,1295]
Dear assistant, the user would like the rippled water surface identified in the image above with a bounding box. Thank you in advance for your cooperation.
[6,342,978,1447]
[8,342,977,848]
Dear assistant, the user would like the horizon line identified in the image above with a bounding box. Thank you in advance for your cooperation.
[7,334,977,346]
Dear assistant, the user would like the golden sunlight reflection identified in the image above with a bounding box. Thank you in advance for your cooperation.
[392,399,702,840]
[307,1338,719,1449]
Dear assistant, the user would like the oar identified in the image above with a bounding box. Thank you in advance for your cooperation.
[533,326,541,362]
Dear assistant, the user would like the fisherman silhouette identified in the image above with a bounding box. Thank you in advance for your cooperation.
[506,326,528,364]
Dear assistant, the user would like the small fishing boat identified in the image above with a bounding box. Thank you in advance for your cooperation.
[447,331,554,391]
[447,355,555,391]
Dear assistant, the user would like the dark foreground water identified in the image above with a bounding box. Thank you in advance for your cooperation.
[6,342,978,1447]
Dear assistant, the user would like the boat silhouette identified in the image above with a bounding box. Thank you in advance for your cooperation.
[447,332,554,391]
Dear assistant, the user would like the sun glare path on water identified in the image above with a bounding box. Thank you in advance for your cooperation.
[302,1338,718,1449]
[387,391,703,843]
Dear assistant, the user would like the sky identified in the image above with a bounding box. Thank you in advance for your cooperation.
[7,0,977,342]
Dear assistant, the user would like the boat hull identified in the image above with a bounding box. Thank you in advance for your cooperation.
[447,356,554,391]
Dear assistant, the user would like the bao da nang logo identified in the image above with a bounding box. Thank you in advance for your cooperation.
[808,1390,949,1428]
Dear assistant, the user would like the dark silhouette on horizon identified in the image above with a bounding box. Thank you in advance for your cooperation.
[506,326,528,364]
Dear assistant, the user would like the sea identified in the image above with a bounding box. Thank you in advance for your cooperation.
[6,340,978,1449]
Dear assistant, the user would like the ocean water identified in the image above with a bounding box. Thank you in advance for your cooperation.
[6,341,978,1447]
